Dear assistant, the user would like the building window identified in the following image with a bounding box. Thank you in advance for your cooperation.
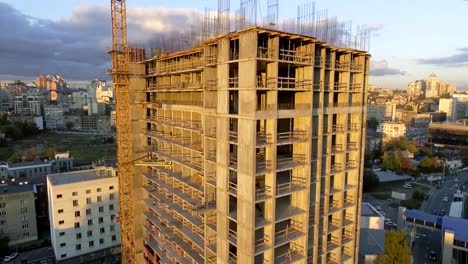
[86,189,91,194]
[86,198,91,204]
[89,241,94,247]
[60,243,66,247]
[58,209,63,214]
[75,211,80,217]
[0,220,6,225]
[112,235,116,241]
[109,186,114,190]
[110,215,115,221]
[109,194,115,200]
[97,188,102,192]
[87,230,92,237]
[97,196,102,202]
[86,209,91,215]
[72,192,78,196]
[73,200,78,206]
[100,227,105,234]
[109,204,114,211]
[0,203,5,208]
[61,254,67,258]
[22,224,28,229]
[76,244,81,250]
[99,206,104,213]
[110,225,115,232]
[59,220,64,225]
[20,207,27,213]
[88,219,93,226]
[56,194,62,199]
[76,233,82,239]
[23,232,29,238]
[99,238,104,244]
[59,232,65,236]
[20,199,25,205]
[74,222,80,229]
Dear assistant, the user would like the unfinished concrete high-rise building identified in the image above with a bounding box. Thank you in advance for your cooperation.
[121,25,371,264]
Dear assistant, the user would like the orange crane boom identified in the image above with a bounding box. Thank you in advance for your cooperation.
[109,0,135,263]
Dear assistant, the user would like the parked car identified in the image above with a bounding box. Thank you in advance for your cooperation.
[428,251,437,260]
[403,184,412,189]
[443,196,449,202]
[3,253,18,262]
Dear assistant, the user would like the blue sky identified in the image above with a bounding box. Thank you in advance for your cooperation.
[2,0,468,89]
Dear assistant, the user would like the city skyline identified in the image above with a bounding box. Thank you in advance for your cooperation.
[1,0,468,89]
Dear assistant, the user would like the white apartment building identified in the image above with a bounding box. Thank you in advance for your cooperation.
[378,121,406,143]
[44,105,65,129]
[13,93,43,115]
[47,167,120,262]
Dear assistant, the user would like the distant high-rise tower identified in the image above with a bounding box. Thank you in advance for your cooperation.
[124,27,369,264]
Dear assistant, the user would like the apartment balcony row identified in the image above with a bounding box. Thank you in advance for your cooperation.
[146,82,203,92]
[274,243,305,263]
[144,186,204,228]
[326,102,365,109]
[144,215,204,263]
[144,237,185,264]
[330,123,360,134]
[205,53,217,65]
[147,116,202,133]
[228,130,273,146]
[152,148,203,172]
[147,59,203,76]
[279,49,314,64]
[323,60,364,73]
[275,220,306,247]
[324,82,363,93]
[145,130,203,153]
[276,176,307,197]
[277,130,307,145]
[256,77,313,91]
[228,180,273,202]
[145,168,203,196]
[152,99,203,108]
[144,170,203,204]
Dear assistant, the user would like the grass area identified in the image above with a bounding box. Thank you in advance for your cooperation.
[0,132,116,165]
[401,199,423,209]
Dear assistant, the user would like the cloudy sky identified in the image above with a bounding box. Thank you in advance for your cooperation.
[1,0,468,89]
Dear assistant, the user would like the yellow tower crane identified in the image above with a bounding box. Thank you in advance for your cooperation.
[109,0,134,263]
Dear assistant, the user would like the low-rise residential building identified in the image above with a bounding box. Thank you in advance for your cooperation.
[0,153,74,180]
[378,121,406,143]
[0,182,38,246]
[47,167,120,262]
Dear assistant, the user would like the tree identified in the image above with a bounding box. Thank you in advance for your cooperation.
[0,236,8,256]
[65,121,74,130]
[7,152,22,163]
[363,169,379,192]
[367,117,379,130]
[419,157,441,173]
[44,147,57,159]
[460,147,468,166]
[374,230,411,264]
[23,147,37,161]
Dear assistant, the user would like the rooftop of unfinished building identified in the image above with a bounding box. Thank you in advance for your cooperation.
[47,166,116,186]
[143,26,369,62]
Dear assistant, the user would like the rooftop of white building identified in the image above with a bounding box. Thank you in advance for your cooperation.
[48,167,115,186]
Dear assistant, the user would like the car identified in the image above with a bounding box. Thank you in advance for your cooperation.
[3,252,18,262]
[428,251,437,260]
[375,206,382,211]
[403,184,412,189]
[443,197,449,202]
[454,178,459,183]
[454,183,459,188]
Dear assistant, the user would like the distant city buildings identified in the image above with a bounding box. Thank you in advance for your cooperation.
[47,167,120,262]
[407,73,456,99]
[13,92,43,116]
[438,94,468,121]
[0,182,38,246]
[428,122,468,146]
[36,74,67,90]
[358,203,386,264]
[378,121,406,143]
[44,105,65,129]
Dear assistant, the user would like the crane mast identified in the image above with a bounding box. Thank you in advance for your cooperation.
[109,0,135,263]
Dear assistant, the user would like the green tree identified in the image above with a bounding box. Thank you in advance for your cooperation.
[7,153,22,163]
[65,121,74,130]
[367,117,379,130]
[0,236,9,256]
[363,169,379,192]
[382,152,401,172]
[375,230,411,264]
[418,157,441,173]
[44,147,57,159]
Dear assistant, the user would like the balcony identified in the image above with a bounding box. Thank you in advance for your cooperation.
[205,53,217,65]
[256,185,272,202]
[324,60,333,70]
[229,155,237,170]
[205,172,216,187]
[330,163,343,174]
[255,234,271,253]
[207,235,216,254]
[228,77,239,89]
[331,124,344,133]
[228,228,237,245]
[229,131,238,143]
[277,131,307,145]
[274,243,305,263]
[327,239,340,252]
[328,200,342,214]
[229,252,237,264]
[350,63,363,72]
[152,149,203,172]
[146,82,202,92]
[275,220,305,246]
[331,144,344,154]
[346,161,358,171]
[256,159,272,175]
[276,177,307,197]
[342,231,354,245]
[276,203,305,222]
[256,132,273,146]
[341,252,353,262]
[228,180,238,196]
[327,219,342,234]
[207,150,216,163]
[348,123,359,132]
[333,82,348,92]
[276,154,306,171]
[314,57,323,67]
[206,212,216,231]
[325,252,340,264]
[347,142,358,151]
[257,47,275,59]
[335,61,350,71]
[349,83,362,92]
[279,49,313,64]
[313,81,323,92]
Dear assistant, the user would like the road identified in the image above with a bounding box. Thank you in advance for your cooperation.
[412,170,468,264]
